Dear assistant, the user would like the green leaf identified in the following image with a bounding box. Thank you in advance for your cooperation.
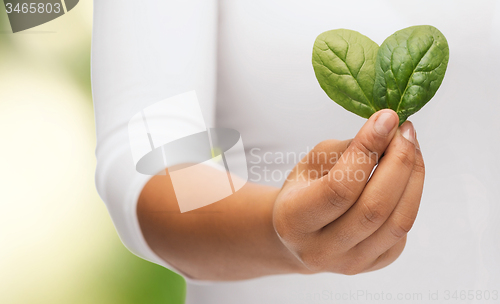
[312,25,449,125]
[312,29,379,118]
[373,25,449,124]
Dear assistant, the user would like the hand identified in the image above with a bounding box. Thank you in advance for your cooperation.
[273,109,424,275]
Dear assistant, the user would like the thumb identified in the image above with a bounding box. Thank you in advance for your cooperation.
[281,109,400,232]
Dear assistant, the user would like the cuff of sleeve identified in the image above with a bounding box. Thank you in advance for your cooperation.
[95,134,217,285]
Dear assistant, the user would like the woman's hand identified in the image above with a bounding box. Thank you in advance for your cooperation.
[273,109,425,275]
[137,109,424,281]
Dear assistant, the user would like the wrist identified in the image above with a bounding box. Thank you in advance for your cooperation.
[269,189,315,275]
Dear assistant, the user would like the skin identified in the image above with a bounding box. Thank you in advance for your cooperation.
[137,109,425,281]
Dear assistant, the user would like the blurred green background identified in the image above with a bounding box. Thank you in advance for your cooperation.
[0,1,186,303]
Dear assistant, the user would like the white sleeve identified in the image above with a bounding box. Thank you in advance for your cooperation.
[91,0,217,282]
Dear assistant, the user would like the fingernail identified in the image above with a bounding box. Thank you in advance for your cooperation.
[400,121,416,144]
[374,111,397,136]
[415,131,421,150]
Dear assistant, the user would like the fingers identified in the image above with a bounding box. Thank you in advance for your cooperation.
[321,121,417,247]
[304,139,353,176]
[317,110,399,225]
[362,236,407,273]
[279,110,399,232]
[274,120,425,275]
[274,139,353,235]
[348,135,424,266]
[286,139,352,187]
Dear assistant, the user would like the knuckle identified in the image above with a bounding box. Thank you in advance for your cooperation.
[350,139,380,164]
[375,249,391,264]
[389,211,416,239]
[413,151,426,175]
[359,200,385,229]
[337,256,365,276]
[321,177,354,211]
[393,144,415,171]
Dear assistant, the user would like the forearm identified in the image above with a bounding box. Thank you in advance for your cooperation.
[137,166,306,281]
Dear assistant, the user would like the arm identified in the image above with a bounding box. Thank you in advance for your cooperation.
[137,110,425,281]
[91,0,219,271]
[138,167,303,281]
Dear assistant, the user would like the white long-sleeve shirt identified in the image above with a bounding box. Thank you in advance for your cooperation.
[92,1,500,303]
